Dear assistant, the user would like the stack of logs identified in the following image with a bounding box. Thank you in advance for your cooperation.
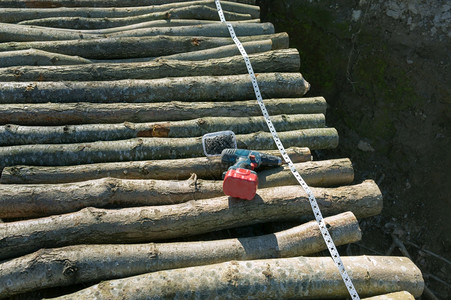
[0,0,423,299]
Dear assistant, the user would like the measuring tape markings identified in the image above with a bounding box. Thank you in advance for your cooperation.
[214,1,360,299]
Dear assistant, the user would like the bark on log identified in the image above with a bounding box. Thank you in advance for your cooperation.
[0,180,382,260]
[0,0,260,23]
[92,38,272,63]
[0,49,300,82]
[151,39,273,61]
[17,6,252,29]
[0,212,360,298]
[0,73,309,104]
[0,22,274,42]
[0,49,92,68]
[46,256,423,299]
[0,147,312,184]
[0,113,323,146]
[362,291,416,300]
[0,128,337,169]
[0,0,256,8]
[0,33,287,59]
[0,97,326,126]
[0,158,353,218]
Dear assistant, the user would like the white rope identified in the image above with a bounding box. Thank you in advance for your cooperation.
[214,1,360,298]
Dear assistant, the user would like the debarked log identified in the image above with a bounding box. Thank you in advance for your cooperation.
[0,0,260,23]
[0,128,337,169]
[47,256,423,299]
[0,158,354,218]
[0,212,360,298]
[0,22,274,42]
[0,49,300,82]
[0,147,312,184]
[0,33,288,59]
[0,73,309,104]
[0,0,256,9]
[18,6,252,29]
[0,113,323,145]
[0,97,326,125]
[0,49,92,68]
[0,180,382,260]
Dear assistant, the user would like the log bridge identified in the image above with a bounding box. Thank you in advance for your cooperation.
[0,0,423,299]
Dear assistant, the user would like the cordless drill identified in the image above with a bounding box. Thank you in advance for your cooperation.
[221,149,282,200]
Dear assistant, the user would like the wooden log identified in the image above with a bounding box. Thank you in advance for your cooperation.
[0,0,260,23]
[0,33,287,59]
[0,113,323,146]
[48,256,423,299]
[0,147,312,184]
[0,180,382,260]
[151,39,273,61]
[0,158,354,218]
[0,212,360,298]
[362,291,416,300]
[0,73,309,104]
[0,49,92,68]
[17,6,252,29]
[0,128,337,169]
[0,49,300,82]
[0,22,274,42]
[92,38,273,63]
[0,0,256,8]
[0,97,326,126]
[80,19,261,35]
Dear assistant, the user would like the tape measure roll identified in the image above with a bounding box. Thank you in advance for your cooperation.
[214,1,360,299]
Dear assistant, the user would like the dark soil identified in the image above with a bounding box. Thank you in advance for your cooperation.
[258,0,450,298]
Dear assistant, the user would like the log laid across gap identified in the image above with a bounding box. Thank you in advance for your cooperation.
[0,180,382,260]
[362,291,416,300]
[0,97,327,125]
[0,158,354,218]
[0,212,360,298]
[0,32,288,59]
[0,22,274,42]
[0,128,338,169]
[0,147,313,184]
[0,0,260,23]
[0,49,300,82]
[0,0,257,9]
[46,256,423,299]
[0,73,309,104]
[18,6,252,29]
[0,113,324,146]
[0,49,92,68]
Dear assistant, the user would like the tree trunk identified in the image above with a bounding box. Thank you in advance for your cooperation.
[0,0,260,23]
[0,49,92,68]
[17,6,252,29]
[0,97,326,125]
[0,128,337,169]
[0,73,309,104]
[0,212,360,298]
[0,0,256,8]
[0,180,382,260]
[47,256,423,299]
[0,22,274,42]
[90,38,273,63]
[0,147,312,184]
[362,291,415,300]
[150,39,273,61]
[0,158,354,218]
[0,49,300,82]
[0,33,287,59]
[0,113,323,146]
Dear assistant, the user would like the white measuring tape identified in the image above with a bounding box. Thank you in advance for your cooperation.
[214,1,360,298]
